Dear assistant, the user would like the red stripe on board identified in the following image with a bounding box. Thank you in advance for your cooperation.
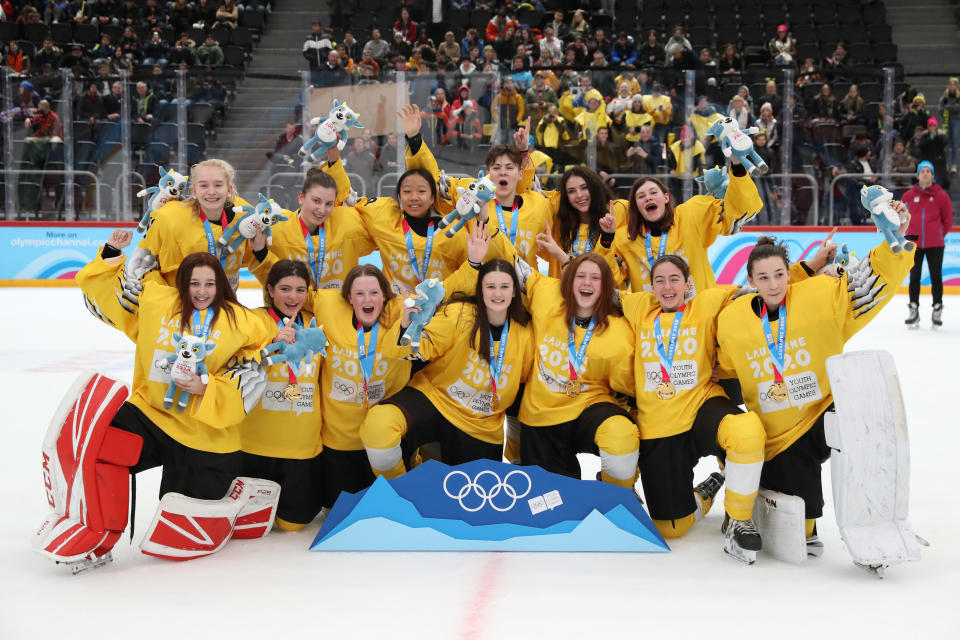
[0,221,138,228]
[458,553,504,640]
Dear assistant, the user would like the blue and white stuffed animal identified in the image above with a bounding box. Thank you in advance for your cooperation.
[438,170,497,238]
[401,278,446,355]
[695,165,729,198]
[219,194,289,254]
[260,318,328,366]
[706,117,769,177]
[860,185,915,254]
[816,242,855,277]
[165,332,215,411]
[135,166,189,233]
[298,99,365,164]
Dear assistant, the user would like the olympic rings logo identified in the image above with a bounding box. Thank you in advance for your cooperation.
[443,469,532,512]
[449,388,471,399]
[264,390,289,400]
[153,359,172,374]
[333,381,356,394]
[646,370,664,382]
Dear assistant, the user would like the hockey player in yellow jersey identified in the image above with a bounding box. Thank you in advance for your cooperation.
[361,257,536,478]
[717,214,915,557]
[242,260,326,531]
[248,168,375,292]
[78,230,276,498]
[595,159,763,296]
[489,232,639,491]
[121,160,255,302]
[305,224,489,508]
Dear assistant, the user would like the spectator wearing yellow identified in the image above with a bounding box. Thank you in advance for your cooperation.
[668,125,706,176]
[574,89,612,140]
[642,83,672,142]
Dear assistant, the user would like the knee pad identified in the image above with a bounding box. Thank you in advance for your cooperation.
[653,513,697,539]
[361,403,407,475]
[717,413,765,520]
[33,372,142,565]
[140,476,281,560]
[595,415,639,483]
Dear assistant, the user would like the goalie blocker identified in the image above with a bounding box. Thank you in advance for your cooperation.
[34,372,281,569]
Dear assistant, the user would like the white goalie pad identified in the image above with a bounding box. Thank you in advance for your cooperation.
[753,489,807,565]
[825,350,926,572]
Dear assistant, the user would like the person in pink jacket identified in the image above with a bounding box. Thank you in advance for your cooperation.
[904,161,954,327]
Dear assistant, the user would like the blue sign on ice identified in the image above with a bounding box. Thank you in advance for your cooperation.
[310,459,670,552]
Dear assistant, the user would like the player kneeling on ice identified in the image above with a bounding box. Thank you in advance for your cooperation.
[34,231,286,571]
[716,207,927,575]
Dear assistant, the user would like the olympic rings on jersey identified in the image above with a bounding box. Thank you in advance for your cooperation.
[442,469,532,512]
[646,370,664,382]
[449,387,471,399]
[264,390,290,400]
[333,380,356,395]
[153,359,172,374]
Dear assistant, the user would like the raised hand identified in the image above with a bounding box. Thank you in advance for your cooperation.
[808,227,838,272]
[397,104,423,138]
[467,220,491,264]
[536,218,567,263]
[513,116,532,151]
[599,201,617,234]
[275,317,296,345]
[107,229,133,249]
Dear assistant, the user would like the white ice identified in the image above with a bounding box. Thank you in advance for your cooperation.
[1,288,955,638]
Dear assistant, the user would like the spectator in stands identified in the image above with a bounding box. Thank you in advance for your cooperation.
[90,34,116,63]
[118,0,141,24]
[213,0,239,29]
[509,56,532,91]
[665,26,692,54]
[761,80,782,117]
[536,104,570,164]
[906,125,925,162]
[643,83,672,143]
[668,124,704,176]
[143,30,171,68]
[363,29,390,66]
[589,28,613,61]
[480,44,499,71]
[491,76,524,143]
[4,81,39,123]
[436,31,461,63]
[611,32,638,68]
[120,26,142,62]
[91,63,113,96]
[345,136,378,190]
[768,24,796,67]
[838,84,866,127]
[625,123,662,174]
[143,0,167,27]
[192,74,226,115]
[341,32,362,63]
[33,39,61,71]
[717,43,742,80]
[25,98,62,141]
[756,102,778,148]
[898,94,930,139]
[358,50,380,78]
[413,31,437,61]
[823,42,851,82]
[390,33,413,62]
[5,41,30,77]
[619,95,652,142]
[594,126,620,185]
[379,132,400,172]
[545,11,568,41]
[728,94,754,130]
[637,30,662,69]
[568,10,590,36]
[148,64,173,105]
[90,0,118,26]
[169,32,198,66]
[889,139,917,198]
[304,22,329,84]
[168,0,194,34]
[796,57,820,88]
[574,89,612,140]
[60,44,91,77]
[267,121,302,165]
[109,46,134,76]
[697,48,718,85]
[810,83,838,121]
[664,41,698,87]
[197,34,225,67]
[133,81,157,124]
[430,87,453,144]
[898,86,919,118]
[395,7,418,44]
[868,102,895,141]
[77,82,106,125]
[461,28,484,61]
[42,0,70,23]
[841,145,878,224]
[315,50,349,88]
[456,55,476,84]
[524,71,558,129]
[568,33,590,64]
[103,81,123,122]
[918,116,949,188]
[939,77,960,173]
[492,25,517,62]
[193,0,219,30]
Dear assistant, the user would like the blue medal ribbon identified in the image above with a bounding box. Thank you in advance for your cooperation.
[760,301,787,382]
[488,319,509,396]
[200,210,228,270]
[356,321,380,395]
[401,218,433,283]
[643,229,668,272]
[300,214,326,290]
[567,317,596,381]
[495,200,520,245]
[268,308,303,381]
[653,305,686,383]
[191,308,215,339]
[572,224,593,257]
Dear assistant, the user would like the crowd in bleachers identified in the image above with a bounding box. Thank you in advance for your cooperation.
[296,0,957,225]
[0,0,271,214]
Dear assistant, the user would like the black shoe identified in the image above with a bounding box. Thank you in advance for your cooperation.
[905,302,919,327]
[722,513,762,564]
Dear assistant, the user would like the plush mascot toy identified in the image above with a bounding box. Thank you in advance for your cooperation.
[165,333,215,411]
[438,170,497,238]
[401,279,446,356]
[706,117,769,177]
[298,99,365,164]
[695,165,729,198]
[219,194,288,254]
[135,166,189,233]
[260,318,328,366]
[860,185,916,254]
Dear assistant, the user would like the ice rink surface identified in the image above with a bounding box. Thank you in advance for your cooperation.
[0,288,955,639]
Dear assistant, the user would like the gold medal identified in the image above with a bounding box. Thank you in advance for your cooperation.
[358,389,368,407]
[564,379,581,397]
[656,380,676,400]
[490,393,500,412]
[769,380,788,403]
[283,383,303,403]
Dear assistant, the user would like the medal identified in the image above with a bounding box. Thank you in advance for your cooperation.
[300,215,326,290]
[200,209,229,269]
[401,217,434,283]
[357,320,379,409]
[565,317,595,399]
[191,308,215,339]
[571,223,594,258]
[283,383,303,402]
[495,200,520,245]
[653,304,685,400]
[643,227,668,273]
[487,320,509,414]
[656,380,676,400]
[760,301,789,404]
[358,389,368,407]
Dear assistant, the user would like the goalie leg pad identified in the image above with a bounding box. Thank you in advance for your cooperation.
[140,477,281,560]
[825,351,926,571]
[34,372,141,563]
[753,489,807,565]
